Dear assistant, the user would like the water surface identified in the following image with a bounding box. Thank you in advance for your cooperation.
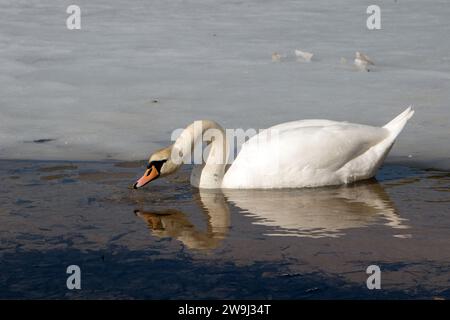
[0,160,449,299]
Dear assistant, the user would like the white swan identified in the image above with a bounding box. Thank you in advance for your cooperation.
[133,107,414,189]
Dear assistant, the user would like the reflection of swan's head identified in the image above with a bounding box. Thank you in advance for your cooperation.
[134,190,231,250]
[133,145,180,189]
[134,209,177,232]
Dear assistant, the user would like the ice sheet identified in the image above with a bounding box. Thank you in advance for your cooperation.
[0,0,449,169]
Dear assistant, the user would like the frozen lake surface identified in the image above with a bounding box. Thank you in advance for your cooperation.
[0,0,449,170]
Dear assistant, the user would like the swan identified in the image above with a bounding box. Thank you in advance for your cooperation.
[133,107,414,189]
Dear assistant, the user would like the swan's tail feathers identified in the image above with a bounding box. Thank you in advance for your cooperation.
[383,106,415,138]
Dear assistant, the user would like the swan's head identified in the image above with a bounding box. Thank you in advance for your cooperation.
[133,145,180,189]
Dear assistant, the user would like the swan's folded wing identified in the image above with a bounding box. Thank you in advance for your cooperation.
[306,124,389,170]
[247,122,389,170]
[223,122,389,188]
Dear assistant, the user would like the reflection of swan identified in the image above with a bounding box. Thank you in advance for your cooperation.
[223,181,408,238]
[135,190,230,250]
[135,181,408,249]
[133,108,414,189]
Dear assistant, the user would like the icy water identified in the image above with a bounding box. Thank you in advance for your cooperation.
[0,160,449,299]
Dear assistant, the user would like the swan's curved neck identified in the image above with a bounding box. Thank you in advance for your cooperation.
[173,120,228,188]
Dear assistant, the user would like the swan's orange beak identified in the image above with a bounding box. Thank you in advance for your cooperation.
[133,165,159,189]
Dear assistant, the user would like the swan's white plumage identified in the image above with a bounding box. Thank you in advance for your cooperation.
[140,107,414,189]
[221,107,414,189]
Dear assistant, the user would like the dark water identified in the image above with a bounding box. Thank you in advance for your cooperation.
[0,160,449,299]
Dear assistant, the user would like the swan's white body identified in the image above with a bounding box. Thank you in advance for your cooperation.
[137,108,414,190]
[186,107,414,189]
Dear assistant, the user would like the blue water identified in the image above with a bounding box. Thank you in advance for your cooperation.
[0,160,449,299]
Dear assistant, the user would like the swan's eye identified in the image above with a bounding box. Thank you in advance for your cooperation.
[147,159,167,172]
